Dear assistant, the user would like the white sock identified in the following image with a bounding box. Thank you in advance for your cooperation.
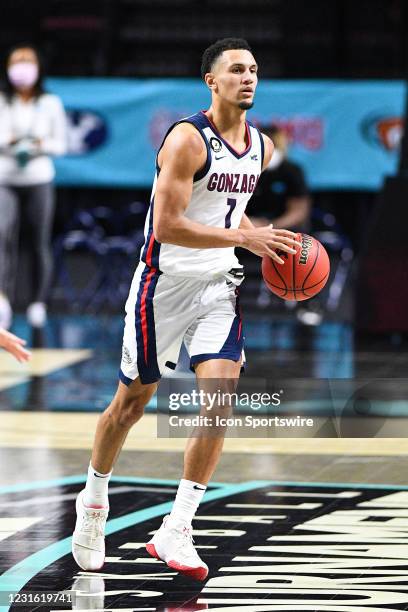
[169,478,207,525]
[83,463,111,508]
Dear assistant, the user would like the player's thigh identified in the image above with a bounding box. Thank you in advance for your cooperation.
[194,357,241,401]
[194,358,241,379]
[121,266,198,385]
[116,377,157,403]
[194,359,241,426]
[185,280,244,373]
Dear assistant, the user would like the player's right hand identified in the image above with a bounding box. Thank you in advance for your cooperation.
[241,224,302,264]
[0,329,31,363]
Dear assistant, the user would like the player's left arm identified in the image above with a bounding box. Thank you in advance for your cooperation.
[261,133,274,171]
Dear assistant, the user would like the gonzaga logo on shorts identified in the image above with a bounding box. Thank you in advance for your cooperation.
[65,109,109,154]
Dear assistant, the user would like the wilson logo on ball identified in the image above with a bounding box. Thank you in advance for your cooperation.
[299,234,313,265]
[262,233,330,301]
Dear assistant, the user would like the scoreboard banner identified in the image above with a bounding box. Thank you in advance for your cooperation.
[48,78,405,190]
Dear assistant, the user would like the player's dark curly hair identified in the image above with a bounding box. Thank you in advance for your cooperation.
[201,38,252,79]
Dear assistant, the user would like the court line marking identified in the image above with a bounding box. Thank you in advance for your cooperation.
[0,479,266,612]
[0,349,93,391]
[0,475,229,496]
[1,477,408,612]
[2,475,408,496]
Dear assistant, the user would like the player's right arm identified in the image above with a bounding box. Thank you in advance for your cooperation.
[153,123,300,263]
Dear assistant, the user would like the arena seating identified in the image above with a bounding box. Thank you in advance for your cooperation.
[0,0,404,78]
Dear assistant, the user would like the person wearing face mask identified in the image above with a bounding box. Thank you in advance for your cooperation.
[0,44,66,329]
[249,124,311,232]
[249,125,319,317]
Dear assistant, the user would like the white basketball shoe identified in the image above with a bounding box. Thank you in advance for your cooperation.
[146,515,208,581]
[72,490,108,571]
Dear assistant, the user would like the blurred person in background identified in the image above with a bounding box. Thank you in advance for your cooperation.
[250,124,311,231]
[250,124,318,319]
[0,44,66,329]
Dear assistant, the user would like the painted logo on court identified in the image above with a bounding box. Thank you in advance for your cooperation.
[65,109,109,154]
[3,478,408,610]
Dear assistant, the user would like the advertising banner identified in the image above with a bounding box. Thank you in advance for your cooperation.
[49,78,405,190]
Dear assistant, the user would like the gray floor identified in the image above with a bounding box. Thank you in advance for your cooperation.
[1,447,407,486]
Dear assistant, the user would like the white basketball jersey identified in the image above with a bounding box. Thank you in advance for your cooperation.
[139,111,264,279]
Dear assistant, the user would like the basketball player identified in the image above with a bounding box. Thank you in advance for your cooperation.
[72,38,301,580]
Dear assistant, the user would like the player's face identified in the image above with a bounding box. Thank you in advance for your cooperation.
[211,49,258,110]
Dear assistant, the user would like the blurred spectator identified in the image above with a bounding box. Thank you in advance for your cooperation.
[250,125,321,320]
[0,328,31,362]
[0,44,66,328]
[250,124,311,232]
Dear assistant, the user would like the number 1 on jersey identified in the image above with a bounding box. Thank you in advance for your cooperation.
[225,198,237,228]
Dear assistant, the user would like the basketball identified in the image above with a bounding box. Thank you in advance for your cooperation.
[262,233,330,301]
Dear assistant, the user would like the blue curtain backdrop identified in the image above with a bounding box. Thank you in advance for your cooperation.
[48,78,405,190]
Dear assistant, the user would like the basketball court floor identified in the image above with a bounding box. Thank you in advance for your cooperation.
[0,314,408,611]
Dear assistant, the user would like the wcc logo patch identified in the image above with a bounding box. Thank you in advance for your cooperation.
[2,478,408,610]
[209,137,222,152]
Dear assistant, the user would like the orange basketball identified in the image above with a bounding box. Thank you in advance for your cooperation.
[262,233,330,301]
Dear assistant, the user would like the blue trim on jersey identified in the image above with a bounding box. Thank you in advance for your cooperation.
[118,368,133,386]
[200,111,252,160]
[258,128,265,168]
[155,112,211,182]
[141,196,161,268]
[190,288,244,370]
[135,265,162,384]
[184,113,212,181]
[141,201,153,263]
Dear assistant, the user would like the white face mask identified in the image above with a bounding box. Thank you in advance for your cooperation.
[267,148,284,170]
[7,62,39,90]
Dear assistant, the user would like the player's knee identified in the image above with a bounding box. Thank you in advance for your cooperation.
[118,397,146,428]
[109,393,147,429]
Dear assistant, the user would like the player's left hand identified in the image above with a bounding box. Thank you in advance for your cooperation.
[0,329,32,362]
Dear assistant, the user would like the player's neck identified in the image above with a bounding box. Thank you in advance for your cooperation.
[205,104,247,148]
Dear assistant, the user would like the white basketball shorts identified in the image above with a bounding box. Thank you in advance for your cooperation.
[119,262,245,385]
